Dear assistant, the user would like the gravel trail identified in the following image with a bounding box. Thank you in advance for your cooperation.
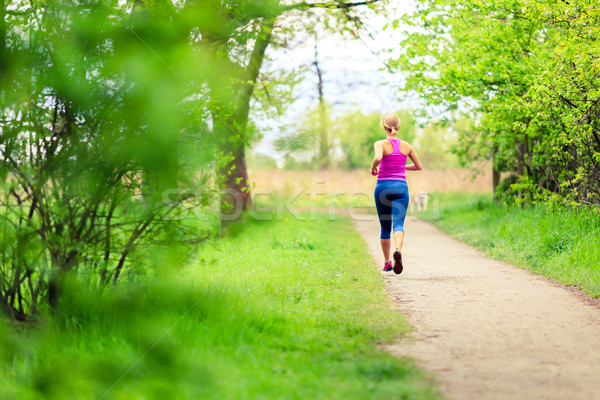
[353,215,600,400]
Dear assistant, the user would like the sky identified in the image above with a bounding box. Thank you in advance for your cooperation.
[251,2,419,163]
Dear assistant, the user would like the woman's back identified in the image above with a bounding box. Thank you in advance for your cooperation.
[377,138,407,181]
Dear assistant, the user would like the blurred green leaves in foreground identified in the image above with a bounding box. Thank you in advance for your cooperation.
[0,0,387,319]
[0,0,247,319]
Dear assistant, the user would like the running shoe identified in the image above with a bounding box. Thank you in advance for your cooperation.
[383,261,393,272]
[393,250,403,275]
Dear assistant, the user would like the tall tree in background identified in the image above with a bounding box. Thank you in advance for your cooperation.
[313,31,331,169]
[200,2,277,214]
[202,0,382,217]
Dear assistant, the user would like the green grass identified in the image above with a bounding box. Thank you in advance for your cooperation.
[252,192,375,212]
[419,192,600,297]
[0,212,440,400]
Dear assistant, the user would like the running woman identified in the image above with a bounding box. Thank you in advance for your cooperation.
[370,113,422,274]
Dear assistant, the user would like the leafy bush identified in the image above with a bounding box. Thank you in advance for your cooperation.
[394,0,600,205]
[0,0,219,319]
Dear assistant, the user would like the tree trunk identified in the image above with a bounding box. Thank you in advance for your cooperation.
[314,34,330,170]
[491,146,500,199]
[516,137,529,204]
[492,166,501,200]
[213,17,275,220]
[214,111,253,218]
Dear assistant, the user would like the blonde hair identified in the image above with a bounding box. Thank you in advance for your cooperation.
[380,113,400,135]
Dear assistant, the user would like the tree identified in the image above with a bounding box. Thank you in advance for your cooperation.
[199,0,383,217]
[0,0,385,318]
[313,31,331,170]
[521,2,600,204]
[0,0,218,319]
[392,0,600,205]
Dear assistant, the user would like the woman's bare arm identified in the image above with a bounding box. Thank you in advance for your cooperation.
[371,141,384,175]
[406,145,423,171]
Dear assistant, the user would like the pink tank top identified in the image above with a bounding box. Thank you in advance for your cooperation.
[377,138,407,181]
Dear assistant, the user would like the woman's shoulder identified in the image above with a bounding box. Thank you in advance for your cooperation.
[399,139,414,153]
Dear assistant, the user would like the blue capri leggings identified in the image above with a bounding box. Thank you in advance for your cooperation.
[374,180,410,239]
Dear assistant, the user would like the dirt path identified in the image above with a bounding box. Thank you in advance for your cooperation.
[352,214,600,400]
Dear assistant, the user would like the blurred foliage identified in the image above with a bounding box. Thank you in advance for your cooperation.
[335,109,416,170]
[281,154,314,170]
[392,0,600,206]
[276,107,417,170]
[274,102,331,169]
[246,152,279,170]
[0,0,231,319]
[416,121,461,170]
[0,0,387,317]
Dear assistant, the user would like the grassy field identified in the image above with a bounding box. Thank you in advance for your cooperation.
[249,168,492,214]
[418,193,600,298]
[0,212,441,400]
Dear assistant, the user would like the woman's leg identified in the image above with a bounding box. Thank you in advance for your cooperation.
[374,182,393,262]
[391,181,410,252]
[380,238,391,262]
[393,231,404,252]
